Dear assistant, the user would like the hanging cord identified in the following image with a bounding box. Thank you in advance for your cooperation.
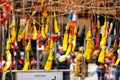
[81,1,88,79]
[9,3,120,21]
[114,19,117,35]
[104,0,107,21]
[9,1,14,80]
[58,2,60,33]
[50,0,52,34]
[106,1,111,80]
[38,0,41,32]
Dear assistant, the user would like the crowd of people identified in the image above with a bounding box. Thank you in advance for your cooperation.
[1,44,120,80]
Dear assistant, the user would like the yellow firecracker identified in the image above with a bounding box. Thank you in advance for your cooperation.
[17,20,23,41]
[45,18,49,35]
[23,40,31,71]
[44,38,54,71]
[114,49,120,66]
[54,12,59,33]
[100,21,107,48]
[98,46,106,63]
[62,31,69,51]
[44,49,53,71]
[59,44,71,62]
[32,20,37,40]
[3,50,12,72]
[83,28,92,61]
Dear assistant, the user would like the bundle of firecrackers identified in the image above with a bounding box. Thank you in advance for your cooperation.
[1,3,119,72]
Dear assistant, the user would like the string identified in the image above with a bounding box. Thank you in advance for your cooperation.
[104,0,107,23]
[5,2,119,20]
[38,0,41,32]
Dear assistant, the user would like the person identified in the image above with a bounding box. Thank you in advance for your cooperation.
[95,49,105,80]
[92,48,114,80]
[75,47,83,77]
[75,47,88,80]
[40,45,56,70]
[0,56,6,70]
[113,47,120,80]
[70,56,75,80]
[30,57,37,70]
[40,46,50,69]
[79,26,85,47]
[105,48,114,80]
[18,56,24,70]
[56,47,69,80]
[56,47,69,69]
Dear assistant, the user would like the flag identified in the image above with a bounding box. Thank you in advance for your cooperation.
[3,50,12,72]
[97,20,107,63]
[25,19,29,35]
[32,20,37,40]
[83,28,92,61]
[106,36,112,50]
[69,10,73,21]
[45,37,51,47]
[41,25,47,38]
[21,19,29,40]
[6,39,11,50]
[62,31,69,51]
[54,12,59,33]
[26,40,31,51]
[95,16,101,49]
[119,41,120,48]
[98,46,106,63]
[70,26,75,36]
[69,34,72,44]
[62,23,69,51]
[17,20,23,41]
[72,34,76,52]
[71,26,77,52]
[44,49,53,71]
[12,19,16,27]
[22,40,31,71]
[11,20,16,42]
[41,18,47,38]
[68,34,73,52]
[65,23,69,31]
[45,18,49,35]
[22,51,30,71]
[37,33,42,48]
[74,26,77,34]
[50,38,54,49]
[114,49,120,66]
[13,39,18,50]
[44,38,54,71]
[79,26,85,46]
[100,20,107,48]
[109,21,114,35]
[11,26,16,44]
[113,36,118,49]
[44,37,51,53]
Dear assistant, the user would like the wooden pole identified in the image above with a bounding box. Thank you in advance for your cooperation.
[0,22,2,80]
[0,2,3,79]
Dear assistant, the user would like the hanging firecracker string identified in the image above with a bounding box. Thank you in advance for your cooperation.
[0,1,10,24]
